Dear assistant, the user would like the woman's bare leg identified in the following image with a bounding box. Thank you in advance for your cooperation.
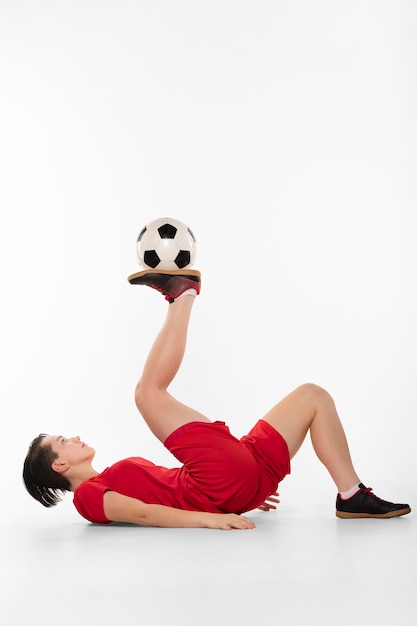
[135,295,211,443]
[262,383,360,492]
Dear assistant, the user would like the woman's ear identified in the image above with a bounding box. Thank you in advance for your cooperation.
[51,460,69,474]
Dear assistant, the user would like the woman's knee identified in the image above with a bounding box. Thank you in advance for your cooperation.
[296,383,334,408]
[134,381,154,413]
[135,380,169,416]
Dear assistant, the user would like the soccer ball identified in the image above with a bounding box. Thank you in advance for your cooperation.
[136,217,197,270]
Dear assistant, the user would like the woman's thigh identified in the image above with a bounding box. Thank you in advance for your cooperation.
[261,383,329,458]
[135,386,212,443]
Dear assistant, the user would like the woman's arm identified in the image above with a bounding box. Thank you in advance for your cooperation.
[103,491,255,530]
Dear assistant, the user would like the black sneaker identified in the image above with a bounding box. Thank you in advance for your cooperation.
[127,269,201,303]
[336,483,411,518]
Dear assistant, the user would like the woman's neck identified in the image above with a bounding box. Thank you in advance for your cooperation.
[70,466,100,491]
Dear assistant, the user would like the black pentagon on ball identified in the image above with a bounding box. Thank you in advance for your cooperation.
[175,250,191,268]
[143,250,161,268]
[158,223,177,239]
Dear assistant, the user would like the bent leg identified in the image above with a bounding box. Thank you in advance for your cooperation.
[135,296,211,443]
[262,383,360,492]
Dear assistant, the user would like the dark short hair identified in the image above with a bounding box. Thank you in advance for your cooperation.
[23,434,71,507]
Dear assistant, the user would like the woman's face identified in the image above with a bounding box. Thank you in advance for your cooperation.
[43,435,95,468]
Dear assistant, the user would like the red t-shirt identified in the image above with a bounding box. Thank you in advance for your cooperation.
[73,420,291,524]
[73,456,221,524]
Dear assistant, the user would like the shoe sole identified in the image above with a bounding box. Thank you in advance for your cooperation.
[336,506,411,519]
[128,269,201,284]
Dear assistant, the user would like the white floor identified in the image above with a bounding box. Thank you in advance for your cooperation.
[1,493,415,625]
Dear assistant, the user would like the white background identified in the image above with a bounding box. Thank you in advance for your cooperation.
[0,1,416,622]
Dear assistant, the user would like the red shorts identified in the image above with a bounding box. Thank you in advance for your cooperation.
[164,419,291,514]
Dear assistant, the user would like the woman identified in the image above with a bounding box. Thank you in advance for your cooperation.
[23,270,411,529]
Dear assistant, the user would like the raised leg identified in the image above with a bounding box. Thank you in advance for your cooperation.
[262,383,360,492]
[135,295,211,443]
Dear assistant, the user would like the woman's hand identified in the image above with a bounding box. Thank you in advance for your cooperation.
[258,492,280,512]
[203,512,256,530]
